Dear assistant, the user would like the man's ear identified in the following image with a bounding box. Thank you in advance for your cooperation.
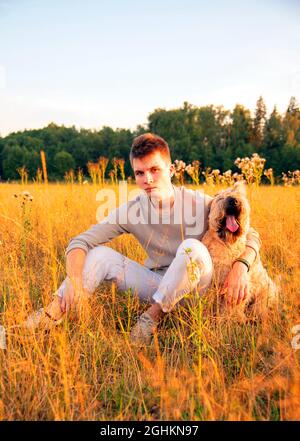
[170,163,175,177]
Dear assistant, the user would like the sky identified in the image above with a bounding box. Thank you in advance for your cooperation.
[0,0,299,136]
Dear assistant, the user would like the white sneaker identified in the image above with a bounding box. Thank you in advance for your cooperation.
[130,312,157,346]
[0,325,6,350]
[24,297,64,331]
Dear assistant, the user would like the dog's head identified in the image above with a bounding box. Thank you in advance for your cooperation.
[208,181,250,243]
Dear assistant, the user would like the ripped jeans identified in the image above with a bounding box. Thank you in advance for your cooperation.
[56,239,213,313]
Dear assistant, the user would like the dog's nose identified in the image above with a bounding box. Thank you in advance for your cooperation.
[227,197,238,206]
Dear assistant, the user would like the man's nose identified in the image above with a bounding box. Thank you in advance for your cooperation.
[144,172,153,183]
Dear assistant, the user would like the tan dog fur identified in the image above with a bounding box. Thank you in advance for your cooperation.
[202,182,278,318]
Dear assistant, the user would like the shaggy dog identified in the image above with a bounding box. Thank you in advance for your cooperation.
[202,181,278,318]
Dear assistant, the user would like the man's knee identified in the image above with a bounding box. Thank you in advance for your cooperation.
[83,246,125,291]
[85,245,122,267]
[177,238,213,275]
[177,238,209,258]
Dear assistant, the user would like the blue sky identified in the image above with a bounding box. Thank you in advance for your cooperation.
[0,0,299,136]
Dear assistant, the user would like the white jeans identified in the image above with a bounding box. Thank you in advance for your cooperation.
[56,239,213,313]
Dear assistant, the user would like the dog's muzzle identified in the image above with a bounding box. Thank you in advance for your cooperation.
[225,197,241,214]
[224,197,241,233]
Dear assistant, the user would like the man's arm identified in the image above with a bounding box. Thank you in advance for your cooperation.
[61,205,130,312]
[66,206,130,255]
[61,248,87,313]
[234,227,261,268]
[245,226,261,260]
[223,227,261,306]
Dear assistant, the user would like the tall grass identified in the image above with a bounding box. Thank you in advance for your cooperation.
[0,183,299,420]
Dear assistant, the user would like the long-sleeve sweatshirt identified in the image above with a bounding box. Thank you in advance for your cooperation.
[66,185,261,274]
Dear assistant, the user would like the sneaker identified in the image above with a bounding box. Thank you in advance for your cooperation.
[0,325,6,350]
[24,296,64,331]
[129,312,157,346]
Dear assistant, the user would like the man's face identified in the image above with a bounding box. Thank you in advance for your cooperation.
[132,151,174,200]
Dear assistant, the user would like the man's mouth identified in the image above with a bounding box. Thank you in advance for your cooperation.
[145,187,157,192]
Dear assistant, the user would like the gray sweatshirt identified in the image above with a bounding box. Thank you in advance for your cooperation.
[66,185,260,273]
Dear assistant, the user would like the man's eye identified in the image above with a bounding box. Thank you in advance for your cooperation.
[135,171,143,176]
[151,168,159,173]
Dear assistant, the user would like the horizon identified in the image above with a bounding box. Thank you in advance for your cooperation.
[0,0,299,137]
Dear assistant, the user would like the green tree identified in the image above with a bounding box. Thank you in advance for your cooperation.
[1,99,299,181]
[262,106,285,174]
[286,96,299,115]
[252,96,267,149]
[2,144,26,179]
[0,137,4,179]
[280,145,300,172]
[283,96,300,146]
[23,150,41,178]
[229,104,254,159]
[53,151,75,177]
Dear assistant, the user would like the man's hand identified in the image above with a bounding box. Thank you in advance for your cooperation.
[222,262,249,306]
[61,248,88,315]
[61,277,88,314]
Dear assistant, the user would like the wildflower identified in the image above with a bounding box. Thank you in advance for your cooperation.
[185,164,194,176]
[282,170,300,186]
[174,159,186,185]
[184,248,201,283]
[264,168,274,185]
[235,153,266,185]
[22,191,33,201]
[109,170,116,185]
[13,191,33,201]
[174,159,186,171]
[233,172,244,181]
[185,161,201,186]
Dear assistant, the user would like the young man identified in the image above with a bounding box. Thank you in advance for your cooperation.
[26,133,260,345]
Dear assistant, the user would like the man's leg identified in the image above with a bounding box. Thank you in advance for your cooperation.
[25,245,162,330]
[152,238,213,312]
[57,245,162,301]
[130,239,213,345]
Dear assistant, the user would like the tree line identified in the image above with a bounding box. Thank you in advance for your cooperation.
[0,96,299,181]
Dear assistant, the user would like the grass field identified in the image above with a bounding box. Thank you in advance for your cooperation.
[0,182,299,420]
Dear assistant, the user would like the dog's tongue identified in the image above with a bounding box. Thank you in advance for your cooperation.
[226,215,239,232]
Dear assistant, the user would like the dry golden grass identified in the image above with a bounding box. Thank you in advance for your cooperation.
[0,182,299,421]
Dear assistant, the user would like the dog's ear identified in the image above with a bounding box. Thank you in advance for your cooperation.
[233,180,247,195]
[213,188,225,198]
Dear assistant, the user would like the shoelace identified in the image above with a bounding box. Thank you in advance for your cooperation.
[138,312,156,330]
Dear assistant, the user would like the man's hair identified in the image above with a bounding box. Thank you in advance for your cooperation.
[130,133,171,164]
